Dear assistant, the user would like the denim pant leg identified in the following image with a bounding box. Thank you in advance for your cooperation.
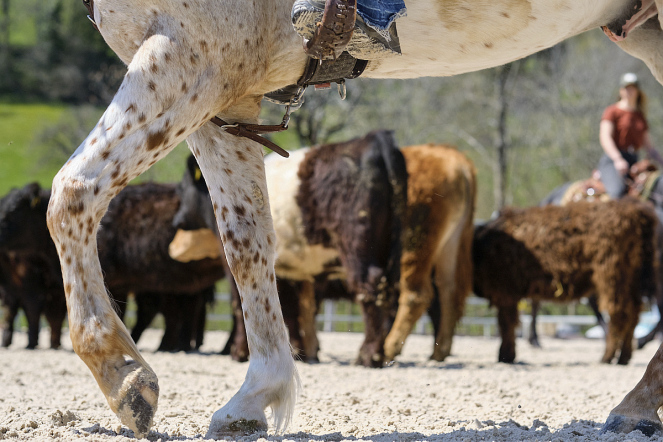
[598,154,628,199]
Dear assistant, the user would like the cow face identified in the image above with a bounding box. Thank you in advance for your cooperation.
[0,183,51,253]
[172,155,217,233]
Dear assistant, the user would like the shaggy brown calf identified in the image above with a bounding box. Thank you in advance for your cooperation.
[473,199,658,365]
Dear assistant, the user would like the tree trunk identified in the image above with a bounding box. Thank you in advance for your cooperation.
[0,0,10,86]
[493,64,511,212]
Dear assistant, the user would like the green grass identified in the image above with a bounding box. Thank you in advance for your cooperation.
[0,102,69,195]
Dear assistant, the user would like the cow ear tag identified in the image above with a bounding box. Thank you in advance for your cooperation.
[195,168,202,181]
[31,197,40,208]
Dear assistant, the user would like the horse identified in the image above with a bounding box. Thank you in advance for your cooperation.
[45,0,663,438]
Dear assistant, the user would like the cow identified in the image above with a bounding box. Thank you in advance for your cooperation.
[472,199,658,366]
[171,130,408,367]
[41,0,663,436]
[0,182,224,352]
[383,144,476,363]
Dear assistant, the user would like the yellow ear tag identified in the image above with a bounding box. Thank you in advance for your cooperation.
[195,168,202,181]
[31,197,40,208]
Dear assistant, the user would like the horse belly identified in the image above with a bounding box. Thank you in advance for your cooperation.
[364,0,613,78]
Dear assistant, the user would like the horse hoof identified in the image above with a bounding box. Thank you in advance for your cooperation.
[207,412,268,438]
[601,414,663,437]
[114,366,159,438]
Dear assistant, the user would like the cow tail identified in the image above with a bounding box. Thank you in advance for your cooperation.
[375,131,408,316]
[453,160,477,317]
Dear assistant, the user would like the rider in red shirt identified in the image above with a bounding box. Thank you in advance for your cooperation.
[598,73,663,198]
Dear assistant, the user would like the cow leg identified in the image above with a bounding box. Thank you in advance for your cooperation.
[187,121,298,437]
[158,294,180,352]
[298,280,320,363]
[22,295,42,350]
[430,215,473,362]
[1,301,18,347]
[46,31,228,435]
[356,296,387,367]
[497,303,518,363]
[602,342,663,436]
[384,276,434,361]
[131,293,160,346]
[529,300,541,348]
[609,307,638,366]
[276,278,306,361]
[44,291,67,349]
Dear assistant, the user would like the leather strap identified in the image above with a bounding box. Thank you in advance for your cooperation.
[82,0,98,30]
[210,117,290,158]
[303,0,357,60]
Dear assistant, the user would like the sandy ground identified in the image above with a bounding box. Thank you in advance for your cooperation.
[1,329,663,441]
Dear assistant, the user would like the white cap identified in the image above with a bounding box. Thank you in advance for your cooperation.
[620,72,639,87]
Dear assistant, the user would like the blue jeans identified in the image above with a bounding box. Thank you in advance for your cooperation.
[357,0,406,31]
[597,152,638,199]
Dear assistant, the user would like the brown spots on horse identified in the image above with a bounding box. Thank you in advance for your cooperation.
[65,256,72,265]
[181,82,188,93]
[224,168,233,176]
[199,41,209,53]
[146,130,168,151]
[65,283,71,295]
[191,93,198,103]
[244,311,249,320]
[183,1,189,7]
[267,235,272,246]
[124,121,132,131]
[148,81,157,92]
[101,150,111,161]
[90,138,98,146]
[190,54,198,65]
[111,166,121,180]
[126,103,136,113]
[253,251,260,263]
[219,185,225,194]
[272,313,277,321]
[156,112,164,118]
[138,114,147,123]
[150,63,159,74]
[436,0,532,43]
[220,206,229,222]
[234,204,246,218]
[236,150,247,162]
[484,42,493,48]
[264,298,271,313]
[176,128,186,137]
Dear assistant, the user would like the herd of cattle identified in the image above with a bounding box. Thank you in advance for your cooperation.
[0,129,661,366]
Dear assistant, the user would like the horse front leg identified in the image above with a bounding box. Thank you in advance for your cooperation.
[187,122,298,437]
[46,31,225,437]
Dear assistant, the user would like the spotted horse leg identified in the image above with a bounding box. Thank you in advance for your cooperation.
[187,116,299,437]
[46,32,231,437]
[602,341,663,436]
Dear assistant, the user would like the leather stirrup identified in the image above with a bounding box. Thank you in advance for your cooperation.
[303,0,357,60]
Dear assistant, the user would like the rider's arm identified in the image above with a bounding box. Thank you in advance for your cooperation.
[600,119,629,175]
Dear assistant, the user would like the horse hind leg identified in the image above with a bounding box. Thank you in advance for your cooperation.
[186,122,298,437]
[46,32,225,437]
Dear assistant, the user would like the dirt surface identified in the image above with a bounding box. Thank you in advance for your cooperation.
[1,329,662,441]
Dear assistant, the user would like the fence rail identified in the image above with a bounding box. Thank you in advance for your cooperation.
[204,293,598,337]
[6,292,600,338]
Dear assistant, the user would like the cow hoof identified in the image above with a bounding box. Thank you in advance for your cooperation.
[601,414,663,437]
[113,365,159,439]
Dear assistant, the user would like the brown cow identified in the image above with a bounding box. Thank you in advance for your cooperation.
[473,199,658,365]
[382,144,476,363]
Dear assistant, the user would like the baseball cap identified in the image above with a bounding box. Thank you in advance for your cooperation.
[620,72,639,88]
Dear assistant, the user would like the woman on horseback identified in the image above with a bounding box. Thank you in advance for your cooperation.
[598,72,663,199]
